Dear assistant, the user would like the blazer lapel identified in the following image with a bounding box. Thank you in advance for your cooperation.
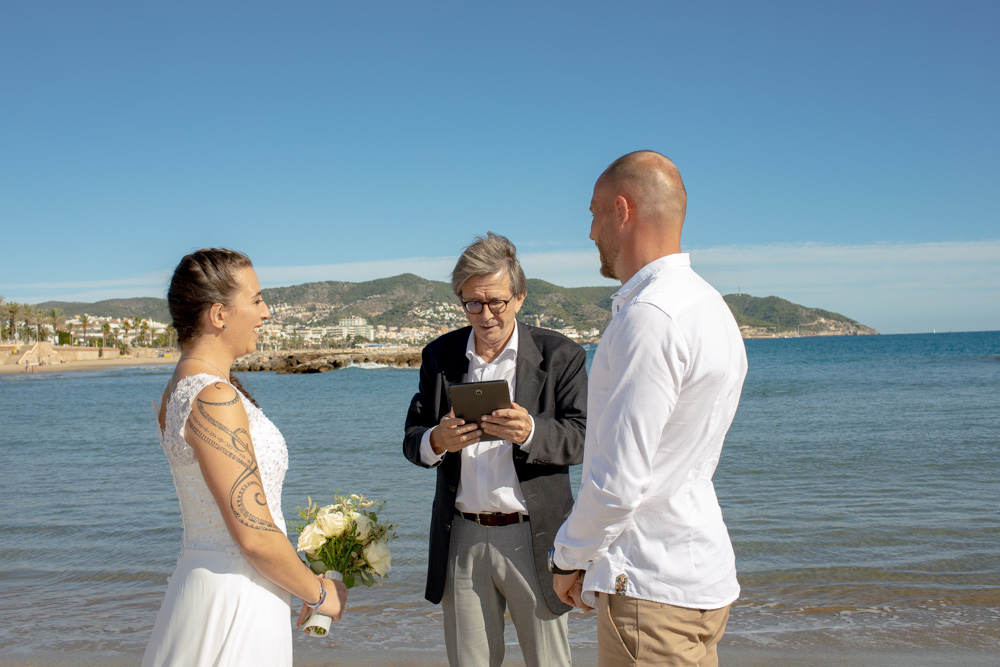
[439,327,472,415]
[514,321,546,409]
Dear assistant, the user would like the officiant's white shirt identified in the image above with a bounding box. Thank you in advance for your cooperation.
[419,325,535,515]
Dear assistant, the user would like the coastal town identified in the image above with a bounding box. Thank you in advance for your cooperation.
[0,298,598,351]
[1,288,875,373]
[0,296,602,372]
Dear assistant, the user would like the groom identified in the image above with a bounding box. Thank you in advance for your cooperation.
[403,232,587,666]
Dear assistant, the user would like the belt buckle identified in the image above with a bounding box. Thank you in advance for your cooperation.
[478,512,498,526]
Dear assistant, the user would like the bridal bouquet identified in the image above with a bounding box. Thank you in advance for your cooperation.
[293,493,396,636]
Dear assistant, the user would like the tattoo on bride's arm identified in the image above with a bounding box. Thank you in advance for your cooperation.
[233,463,278,531]
[189,384,280,534]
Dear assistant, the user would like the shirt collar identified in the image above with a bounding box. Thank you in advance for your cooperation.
[611,253,690,315]
[465,321,520,364]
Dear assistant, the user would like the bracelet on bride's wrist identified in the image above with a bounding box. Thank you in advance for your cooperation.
[307,578,327,610]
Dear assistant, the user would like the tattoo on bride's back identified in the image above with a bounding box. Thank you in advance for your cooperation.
[189,384,280,534]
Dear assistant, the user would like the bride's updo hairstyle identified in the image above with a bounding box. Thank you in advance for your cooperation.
[168,248,259,406]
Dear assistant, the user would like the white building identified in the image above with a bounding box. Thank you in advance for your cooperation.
[338,316,375,342]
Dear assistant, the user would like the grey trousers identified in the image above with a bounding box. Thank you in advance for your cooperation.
[442,516,571,667]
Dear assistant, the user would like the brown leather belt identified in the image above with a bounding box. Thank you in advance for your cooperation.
[455,509,529,527]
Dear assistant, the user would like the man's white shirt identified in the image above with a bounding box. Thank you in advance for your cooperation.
[553,253,747,609]
[420,325,534,515]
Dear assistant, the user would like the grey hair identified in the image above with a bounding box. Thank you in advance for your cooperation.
[450,232,527,297]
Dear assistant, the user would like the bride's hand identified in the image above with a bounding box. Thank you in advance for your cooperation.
[297,601,311,628]
[296,577,348,628]
[317,577,348,620]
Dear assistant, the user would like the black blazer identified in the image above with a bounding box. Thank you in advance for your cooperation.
[403,321,588,614]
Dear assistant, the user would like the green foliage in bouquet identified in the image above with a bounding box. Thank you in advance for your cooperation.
[293,493,396,589]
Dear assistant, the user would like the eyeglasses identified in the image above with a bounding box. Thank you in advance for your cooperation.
[462,298,514,315]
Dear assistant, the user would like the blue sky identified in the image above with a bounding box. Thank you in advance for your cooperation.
[1,1,997,334]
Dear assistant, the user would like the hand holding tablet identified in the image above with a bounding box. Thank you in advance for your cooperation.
[448,380,512,442]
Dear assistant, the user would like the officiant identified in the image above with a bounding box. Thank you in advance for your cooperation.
[403,232,587,667]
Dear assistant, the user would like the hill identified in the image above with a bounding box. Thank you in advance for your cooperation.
[34,297,171,323]
[521,279,615,331]
[32,275,877,337]
[724,293,877,336]
[262,273,457,327]
[261,274,620,332]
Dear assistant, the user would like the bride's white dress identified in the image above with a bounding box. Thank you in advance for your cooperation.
[143,373,291,667]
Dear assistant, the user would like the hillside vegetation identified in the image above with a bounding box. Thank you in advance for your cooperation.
[724,294,877,336]
[34,297,171,323]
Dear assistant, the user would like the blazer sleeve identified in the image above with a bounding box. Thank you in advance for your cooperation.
[403,344,442,469]
[523,339,587,467]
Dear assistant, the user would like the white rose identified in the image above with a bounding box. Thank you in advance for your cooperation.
[316,511,350,538]
[363,538,391,577]
[353,513,373,542]
[297,523,328,555]
[316,504,339,517]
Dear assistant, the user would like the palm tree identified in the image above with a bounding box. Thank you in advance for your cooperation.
[18,321,31,342]
[0,296,5,342]
[80,314,91,346]
[122,317,132,343]
[102,322,112,346]
[23,305,41,342]
[34,308,45,342]
[139,321,150,347]
[5,301,23,343]
[47,308,65,344]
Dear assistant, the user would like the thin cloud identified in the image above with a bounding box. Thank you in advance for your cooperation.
[693,240,1000,334]
[4,241,997,334]
[4,272,170,292]
[694,241,1000,294]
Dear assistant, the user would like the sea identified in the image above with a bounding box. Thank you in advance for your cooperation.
[1,331,998,664]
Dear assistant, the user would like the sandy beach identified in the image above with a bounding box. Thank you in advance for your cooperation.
[0,355,177,375]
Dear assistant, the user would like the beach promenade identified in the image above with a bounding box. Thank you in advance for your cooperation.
[0,342,177,375]
[0,343,427,376]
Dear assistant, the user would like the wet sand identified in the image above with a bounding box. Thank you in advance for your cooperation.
[4,647,998,666]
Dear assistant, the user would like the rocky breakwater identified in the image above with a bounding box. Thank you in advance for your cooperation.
[233,348,422,374]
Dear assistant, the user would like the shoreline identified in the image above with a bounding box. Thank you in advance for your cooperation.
[0,355,177,375]
[0,332,885,378]
[0,347,427,376]
[3,646,998,667]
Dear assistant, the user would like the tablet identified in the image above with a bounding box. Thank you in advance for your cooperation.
[448,380,512,442]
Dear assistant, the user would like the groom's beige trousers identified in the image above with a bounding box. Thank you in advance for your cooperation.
[441,516,570,667]
[598,592,730,666]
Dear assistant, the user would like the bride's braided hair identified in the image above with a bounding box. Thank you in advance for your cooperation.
[167,248,259,407]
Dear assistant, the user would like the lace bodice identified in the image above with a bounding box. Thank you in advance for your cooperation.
[157,373,288,555]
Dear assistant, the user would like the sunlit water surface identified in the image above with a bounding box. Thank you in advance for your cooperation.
[1,331,997,662]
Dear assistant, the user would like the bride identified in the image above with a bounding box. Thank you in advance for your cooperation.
[143,248,347,666]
